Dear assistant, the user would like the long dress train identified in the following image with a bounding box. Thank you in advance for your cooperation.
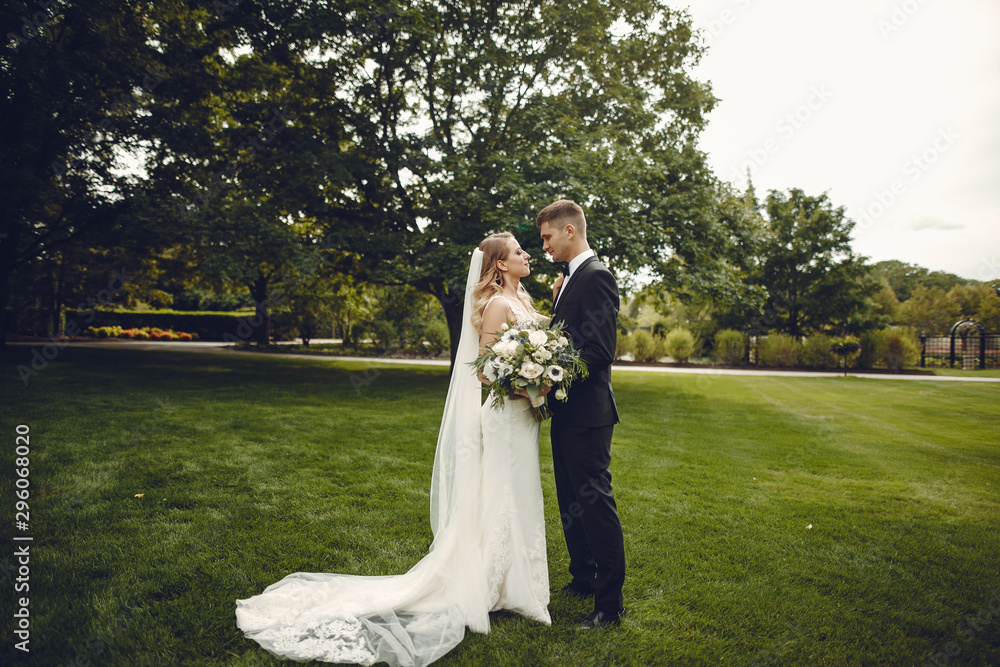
[235,291,549,666]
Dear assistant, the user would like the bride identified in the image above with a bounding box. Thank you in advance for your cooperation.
[236,232,552,666]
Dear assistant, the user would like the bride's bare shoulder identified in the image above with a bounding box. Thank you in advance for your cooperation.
[482,296,513,327]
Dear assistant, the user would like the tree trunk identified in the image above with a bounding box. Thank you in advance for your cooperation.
[0,225,22,349]
[0,266,9,349]
[439,291,465,374]
[249,273,271,346]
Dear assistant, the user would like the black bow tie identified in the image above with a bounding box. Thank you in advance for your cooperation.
[560,263,570,277]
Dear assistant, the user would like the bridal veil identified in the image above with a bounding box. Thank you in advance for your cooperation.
[235,250,489,666]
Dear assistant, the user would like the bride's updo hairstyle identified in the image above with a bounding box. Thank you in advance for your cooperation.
[471,232,534,334]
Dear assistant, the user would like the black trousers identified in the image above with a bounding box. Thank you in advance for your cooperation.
[551,422,625,614]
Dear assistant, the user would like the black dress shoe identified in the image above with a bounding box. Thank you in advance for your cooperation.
[559,581,596,598]
[578,609,626,630]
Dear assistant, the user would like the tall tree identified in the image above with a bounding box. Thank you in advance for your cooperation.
[225,0,721,364]
[751,189,874,337]
[0,0,240,346]
[899,285,960,335]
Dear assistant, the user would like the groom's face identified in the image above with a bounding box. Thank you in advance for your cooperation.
[539,220,572,264]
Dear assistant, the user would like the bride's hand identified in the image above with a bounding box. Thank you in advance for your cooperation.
[512,385,551,400]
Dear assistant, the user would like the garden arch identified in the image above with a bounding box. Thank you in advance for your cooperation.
[949,319,986,369]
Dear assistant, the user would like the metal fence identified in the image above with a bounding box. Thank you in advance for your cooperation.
[920,331,1000,369]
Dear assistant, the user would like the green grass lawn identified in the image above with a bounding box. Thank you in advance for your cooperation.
[931,368,1000,378]
[1,346,998,666]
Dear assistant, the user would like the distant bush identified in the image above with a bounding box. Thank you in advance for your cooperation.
[615,330,634,360]
[664,327,696,363]
[423,320,449,357]
[713,329,746,365]
[883,327,920,371]
[632,330,661,363]
[801,334,838,369]
[756,334,801,367]
[856,331,886,369]
[368,319,398,354]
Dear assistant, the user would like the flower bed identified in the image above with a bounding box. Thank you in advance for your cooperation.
[85,326,198,341]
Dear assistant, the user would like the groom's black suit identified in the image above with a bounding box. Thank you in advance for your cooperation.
[549,254,625,616]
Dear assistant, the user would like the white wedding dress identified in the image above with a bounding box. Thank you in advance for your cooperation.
[235,262,549,666]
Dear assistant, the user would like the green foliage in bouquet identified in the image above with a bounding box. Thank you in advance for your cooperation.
[471,320,588,422]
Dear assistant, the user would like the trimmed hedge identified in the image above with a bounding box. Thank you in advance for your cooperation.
[65,309,259,342]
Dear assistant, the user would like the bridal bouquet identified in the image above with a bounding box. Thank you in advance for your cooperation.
[471,320,588,422]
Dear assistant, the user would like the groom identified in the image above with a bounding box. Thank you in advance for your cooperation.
[538,199,626,630]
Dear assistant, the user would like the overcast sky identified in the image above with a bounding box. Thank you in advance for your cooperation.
[682,0,1000,281]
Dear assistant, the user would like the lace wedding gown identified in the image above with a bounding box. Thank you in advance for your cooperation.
[235,294,549,666]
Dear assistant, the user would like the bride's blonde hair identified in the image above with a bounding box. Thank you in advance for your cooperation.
[471,232,534,334]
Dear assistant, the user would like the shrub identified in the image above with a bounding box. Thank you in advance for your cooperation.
[663,327,696,363]
[615,330,634,360]
[632,330,660,362]
[856,331,886,369]
[423,320,449,357]
[177,332,193,341]
[801,334,838,369]
[368,319,398,354]
[882,327,920,371]
[134,331,150,340]
[757,334,801,367]
[713,329,746,365]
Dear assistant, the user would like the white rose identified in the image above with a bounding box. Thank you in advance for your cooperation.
[528,330,548,346]
[519,361,544,380]
[554,387,567,401]
[558,336,569,347]
[495,340,517,358]
[544,365,564,382]
[532,348,552,363]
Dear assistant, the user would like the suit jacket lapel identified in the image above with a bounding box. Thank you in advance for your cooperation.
[554,255,597,317]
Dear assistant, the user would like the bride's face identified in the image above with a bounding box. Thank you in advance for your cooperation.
[500,238,531,279]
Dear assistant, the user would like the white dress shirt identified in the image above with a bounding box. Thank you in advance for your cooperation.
[554,248,595,309]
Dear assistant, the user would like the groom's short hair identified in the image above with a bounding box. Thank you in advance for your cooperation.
[536,199,586,236]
